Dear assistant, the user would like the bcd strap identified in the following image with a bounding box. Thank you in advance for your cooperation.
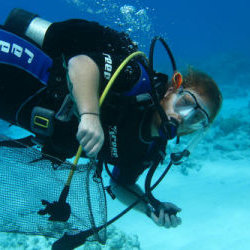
[0,28,53,84]
[107,91,153,108]
[123,62,151,96]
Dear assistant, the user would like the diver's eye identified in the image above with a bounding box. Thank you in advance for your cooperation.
[175,94,196,108]
[184,95,195,105]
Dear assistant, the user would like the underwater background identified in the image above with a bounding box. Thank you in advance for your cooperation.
[0,0,250,249]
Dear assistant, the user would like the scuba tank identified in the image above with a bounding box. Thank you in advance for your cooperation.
[4,8,52,48]
[2,8,75,159]
[0,9,54,127]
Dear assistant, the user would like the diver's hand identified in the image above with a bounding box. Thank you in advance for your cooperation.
[148,202,182,228]
[77,114,104,158]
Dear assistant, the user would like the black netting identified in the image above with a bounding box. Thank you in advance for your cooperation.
[0,134,107,244]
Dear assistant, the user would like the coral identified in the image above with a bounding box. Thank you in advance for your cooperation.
[83,225,140,249]
[217,116,243,136]
[198,104,250,161]
[0,233,54,250]
[179,160,202,176]
[0,225,140,250]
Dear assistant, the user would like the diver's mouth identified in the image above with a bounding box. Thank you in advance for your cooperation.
[165,113,181,125]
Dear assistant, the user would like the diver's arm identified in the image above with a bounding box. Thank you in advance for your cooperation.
[68,55,100,118]
[110,180,149,214]
[110,180,182,228]
[68,55,104,157]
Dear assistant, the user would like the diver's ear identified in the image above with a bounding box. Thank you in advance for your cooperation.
[164,71,183,98]
[172,72,183,90]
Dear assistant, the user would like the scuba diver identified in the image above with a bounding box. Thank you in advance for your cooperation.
[0,8,222,231]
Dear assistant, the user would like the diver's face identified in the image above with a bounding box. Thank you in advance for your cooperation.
[161,88,211,136]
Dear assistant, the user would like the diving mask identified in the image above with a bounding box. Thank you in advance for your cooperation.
[168,90,210,164]
[173,90,210,131]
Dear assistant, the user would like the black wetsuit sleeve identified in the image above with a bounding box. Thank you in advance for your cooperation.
[109,136,166,186]
[43,19,137,58]
[42,19,142,94]
[111,164,147,185]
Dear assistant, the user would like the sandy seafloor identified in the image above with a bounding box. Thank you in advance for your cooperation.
[0,95,249,249]
[107,96,250,250]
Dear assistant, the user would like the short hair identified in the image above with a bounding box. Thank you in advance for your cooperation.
[182,68,223,123]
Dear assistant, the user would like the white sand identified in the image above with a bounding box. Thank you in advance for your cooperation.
[107,97,250,249]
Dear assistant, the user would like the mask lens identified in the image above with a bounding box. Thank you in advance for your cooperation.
[184,109,208,129]
[175,92,196,109]
[174,92,209,130]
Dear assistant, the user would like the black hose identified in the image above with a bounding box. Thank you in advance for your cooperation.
[145,36,178,215]
[144,158,162,211]
[149,36,177,73]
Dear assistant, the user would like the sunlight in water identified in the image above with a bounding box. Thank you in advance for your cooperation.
[66,0,153,46]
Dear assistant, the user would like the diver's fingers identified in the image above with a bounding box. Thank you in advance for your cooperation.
[86,137,104,158]
[150,211,158,223]
[169,214,178,228]
[164,213,171,228]
[76,127,87,141]
[158,208,165,226]
[176,216,182,225]
[84,138,101,157]
[78,131,92,147]
[151,208,165,226]
[81,133,97,152]
[80,127,104,157]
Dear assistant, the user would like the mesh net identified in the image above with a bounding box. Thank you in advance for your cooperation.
[0,134,107,244]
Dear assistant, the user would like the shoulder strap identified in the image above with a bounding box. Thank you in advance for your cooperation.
[0,28,53,85]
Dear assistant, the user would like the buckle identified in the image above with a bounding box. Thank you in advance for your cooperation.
[34,115,49,128]
[31,106,55,137]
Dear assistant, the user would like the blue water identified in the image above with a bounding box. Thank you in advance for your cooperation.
[1,0,249,58]
[2,0,249,91]
[0,0,250,249]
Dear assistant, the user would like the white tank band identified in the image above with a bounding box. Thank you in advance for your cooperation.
[25,17,52,47]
